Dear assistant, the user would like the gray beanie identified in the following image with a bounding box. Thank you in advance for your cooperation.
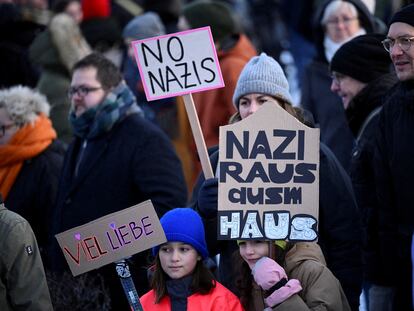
[232,52,293,109]
[122,12,165,40]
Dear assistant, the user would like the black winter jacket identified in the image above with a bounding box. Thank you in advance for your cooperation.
[6,140,65,253]
[50,113,187,310]
[373,80,414,310]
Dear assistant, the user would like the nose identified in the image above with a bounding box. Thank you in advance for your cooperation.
[171,250,180,262]
[330,80,340,93]
[336,20,346,30]
[248,101,261,115]
[244,243,255,255]
[390,43,404,57]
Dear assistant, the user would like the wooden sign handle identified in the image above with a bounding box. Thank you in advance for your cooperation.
[182,94,214,179]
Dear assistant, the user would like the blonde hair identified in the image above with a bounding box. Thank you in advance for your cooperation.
[0,86,50,126]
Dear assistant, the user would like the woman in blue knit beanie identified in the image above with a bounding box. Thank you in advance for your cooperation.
[140,207,243,310]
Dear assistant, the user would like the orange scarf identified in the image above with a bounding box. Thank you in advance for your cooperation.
[0,114,56,199]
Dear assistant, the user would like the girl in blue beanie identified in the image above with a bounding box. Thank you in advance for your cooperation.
[140,207,243,310]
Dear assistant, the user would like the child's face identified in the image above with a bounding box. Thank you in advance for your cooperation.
[159,242,201,279]
[239,240,269,269]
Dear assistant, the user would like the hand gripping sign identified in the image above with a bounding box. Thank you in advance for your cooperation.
[218,102,320,241]
[131,27,225,179]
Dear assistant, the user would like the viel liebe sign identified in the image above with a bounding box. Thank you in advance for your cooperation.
[131,26,224,101]
[55,200,166,276]
[218,102,320,242]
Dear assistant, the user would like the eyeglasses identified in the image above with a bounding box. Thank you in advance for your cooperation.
[331,72,346,84]
[0,123,15,137]
[326,16,358,26]
[381,36,414,53]
[67,85,103,99]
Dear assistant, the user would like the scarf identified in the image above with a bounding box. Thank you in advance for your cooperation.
[0,114,56,199]
[166,275,193,311]
[324,28,366,62]
[69,82,140,139]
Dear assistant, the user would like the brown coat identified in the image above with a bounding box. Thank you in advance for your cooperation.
[247,243,351,311]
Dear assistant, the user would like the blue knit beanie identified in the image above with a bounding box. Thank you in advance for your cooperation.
[232,52,293,109]
[152,208,209,259]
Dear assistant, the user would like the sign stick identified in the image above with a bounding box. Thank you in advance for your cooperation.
[115,259,143,311]
[182,94,214,179]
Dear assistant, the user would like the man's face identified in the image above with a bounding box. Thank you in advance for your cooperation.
[387,22,414,81]
[70,67,106,117]
[330,72,366,109]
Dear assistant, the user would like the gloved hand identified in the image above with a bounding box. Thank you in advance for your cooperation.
[197,178,218,219]
[252,257,302,307]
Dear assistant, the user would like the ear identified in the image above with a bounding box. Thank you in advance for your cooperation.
[197,255,202,261]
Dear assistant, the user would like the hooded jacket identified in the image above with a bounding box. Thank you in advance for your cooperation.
[29,13,90,144]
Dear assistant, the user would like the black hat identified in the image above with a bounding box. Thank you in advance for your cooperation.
[330,33,391,83]
[389,4,414,28]
[182,0,238,45]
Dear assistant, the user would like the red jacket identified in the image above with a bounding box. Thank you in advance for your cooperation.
[140,281,244,311]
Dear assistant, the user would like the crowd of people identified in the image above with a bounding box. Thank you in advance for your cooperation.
[1,0,414,310]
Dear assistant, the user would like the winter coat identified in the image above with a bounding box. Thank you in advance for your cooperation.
[346,73,397,285]
[29,13,90,144]
[301,0,376,172]
[141,280,244,311]
[0,3,43,88]
[248,243,350,311]
[191,142,362,309]
[50,112,188,310]
[5,139,65,253]
[373,80,414,310]
[0,205,53,311]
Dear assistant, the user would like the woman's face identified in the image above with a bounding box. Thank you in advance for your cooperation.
[239,240,269,269]
[65,1,83,24]
[0,108,18,145]
[238,93,283,120]
[158,242,200,279]
[325,6,361,43]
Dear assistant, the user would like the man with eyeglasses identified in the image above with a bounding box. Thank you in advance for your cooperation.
[330,33,397,311]
[49,53,188,310]
[372,4,414,311]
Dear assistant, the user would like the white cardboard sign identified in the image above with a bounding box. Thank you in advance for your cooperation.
[132,26,224,101]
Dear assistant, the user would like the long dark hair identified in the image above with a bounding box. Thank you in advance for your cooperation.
[233,241,294,310]
[150,255,216,303]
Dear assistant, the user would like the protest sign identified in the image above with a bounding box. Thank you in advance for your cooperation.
[132,26,224,101]
[131,27,224,179]
[218,102,320,241]
[55,200,166,276]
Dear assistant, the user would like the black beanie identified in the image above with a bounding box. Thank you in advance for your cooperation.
[330,34,391,83]
[182,0,237,44]
[389,4,414,28]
